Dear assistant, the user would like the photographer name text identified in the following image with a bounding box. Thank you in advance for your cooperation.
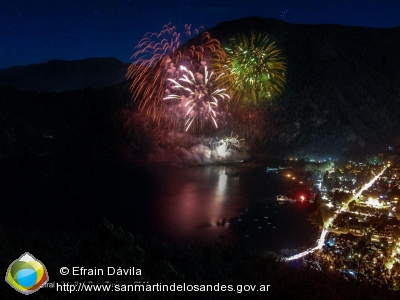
[72,267,141,276]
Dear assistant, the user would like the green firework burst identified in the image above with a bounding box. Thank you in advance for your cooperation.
[212,32,286,107]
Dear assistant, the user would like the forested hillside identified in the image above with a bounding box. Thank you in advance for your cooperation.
[207,17,400,157]
[1,17,400,159]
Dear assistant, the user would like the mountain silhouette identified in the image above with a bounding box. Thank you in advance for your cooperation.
[0,57,130,92]
[205,17,400,157]
[1,17,400,158]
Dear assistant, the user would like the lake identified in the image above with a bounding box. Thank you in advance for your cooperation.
[1,156,319,254]
[148,165,319,253]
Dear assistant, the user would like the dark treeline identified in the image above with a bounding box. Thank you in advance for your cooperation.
[0,83,130,160]
[1,220,398,300]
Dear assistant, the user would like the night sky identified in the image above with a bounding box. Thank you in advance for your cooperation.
[1,0,399,69]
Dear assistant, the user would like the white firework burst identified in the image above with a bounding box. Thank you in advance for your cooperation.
[164,65,230,131]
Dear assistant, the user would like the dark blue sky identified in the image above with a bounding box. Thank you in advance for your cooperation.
[1,0,399,69]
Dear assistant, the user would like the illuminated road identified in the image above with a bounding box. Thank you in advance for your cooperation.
[285,165,388,261]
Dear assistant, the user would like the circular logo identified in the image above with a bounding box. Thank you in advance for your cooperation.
[5,252,49,295]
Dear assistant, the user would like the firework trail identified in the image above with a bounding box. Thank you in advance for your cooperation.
[126,23,226,131]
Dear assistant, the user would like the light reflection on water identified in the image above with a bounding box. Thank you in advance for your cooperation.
[151,166,319,252]
[0,157,319,254]
[152,167,243,241]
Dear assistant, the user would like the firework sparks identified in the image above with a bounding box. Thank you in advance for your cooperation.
[126,23,226,130]
[164,65,230,131]
[214,132,245,158]
[223,132,245,150]
[212,32,286,108]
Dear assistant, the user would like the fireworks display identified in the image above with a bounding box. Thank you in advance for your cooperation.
[164,65,230,131]
[126,23,226,130]
[127,23,287,159]
[212,32,286,108]
[215,132,245,158]
[223,132,245,150]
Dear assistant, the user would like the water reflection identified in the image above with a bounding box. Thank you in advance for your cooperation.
[0,155,319,253]
[152,167,243,242]
[150,166,319,252]
[217,169,228,196]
